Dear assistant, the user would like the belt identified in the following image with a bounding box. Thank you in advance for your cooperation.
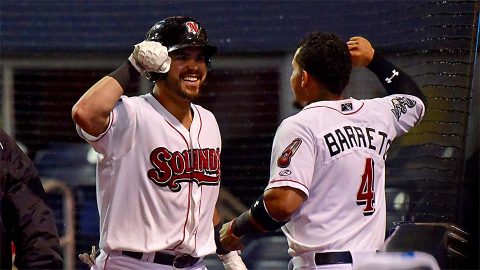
[315,251,353,265]
[121,251,200,268]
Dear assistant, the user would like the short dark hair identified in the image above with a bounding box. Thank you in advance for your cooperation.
[296,32,352,95]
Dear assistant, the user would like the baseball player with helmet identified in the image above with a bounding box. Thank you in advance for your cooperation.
[220,33,428,270]
[72,16,246,270]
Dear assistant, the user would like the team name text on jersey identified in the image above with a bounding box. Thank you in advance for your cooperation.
[147,147,221,192]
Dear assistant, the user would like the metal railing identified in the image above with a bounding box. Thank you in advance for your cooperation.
[217,188,248,221]
[43,179,76,270]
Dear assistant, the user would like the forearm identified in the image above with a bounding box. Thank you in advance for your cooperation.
[367,52,428,108]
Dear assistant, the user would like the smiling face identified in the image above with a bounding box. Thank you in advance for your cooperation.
[163,46,208,100]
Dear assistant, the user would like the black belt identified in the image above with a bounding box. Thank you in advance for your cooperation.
[315,251,353,265]
[121,251,200,268]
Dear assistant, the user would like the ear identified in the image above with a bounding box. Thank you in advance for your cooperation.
[301,70,309,87]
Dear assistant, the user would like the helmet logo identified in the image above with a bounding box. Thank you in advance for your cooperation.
[185,21,200,35]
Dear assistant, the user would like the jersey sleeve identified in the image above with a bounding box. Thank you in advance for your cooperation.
[76,95,137,159]
[265,117,316,198]
[376,94,426,137]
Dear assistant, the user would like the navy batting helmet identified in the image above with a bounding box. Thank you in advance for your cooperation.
[145,16,217,81]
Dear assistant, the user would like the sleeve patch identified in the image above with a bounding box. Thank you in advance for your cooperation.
[277,138,302,168]
[390,96,416,121]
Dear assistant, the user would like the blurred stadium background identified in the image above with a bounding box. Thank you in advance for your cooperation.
[1,1,478,269]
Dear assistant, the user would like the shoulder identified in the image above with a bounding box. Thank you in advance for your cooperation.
[276,113,313,139]
[368,94,423,107]
[119,95,146,106]
[0,130,17,160]
[0,129,14,147]
[367,94,425,116]
[278,113,305,130]
[113,95,149,116]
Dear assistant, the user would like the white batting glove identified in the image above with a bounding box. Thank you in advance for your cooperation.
[218,251,248,270]
[128,41,171,74]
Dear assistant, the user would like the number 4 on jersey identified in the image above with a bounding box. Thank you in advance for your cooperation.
[356,158,375,216]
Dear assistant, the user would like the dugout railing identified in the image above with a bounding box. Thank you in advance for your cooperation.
[43,179,76,270]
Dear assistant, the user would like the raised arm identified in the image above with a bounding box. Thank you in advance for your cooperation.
[71,74,126,137]
[71,41,171,136]
[348,36,428,109]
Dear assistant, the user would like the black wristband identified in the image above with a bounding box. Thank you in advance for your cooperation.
[108,61,140,91]
[232,195,288,237]
[231,211,258,237]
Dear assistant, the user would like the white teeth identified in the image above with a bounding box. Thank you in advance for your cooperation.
[183,76,198,82]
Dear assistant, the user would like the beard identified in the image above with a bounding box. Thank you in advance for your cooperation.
[165,76,204,100]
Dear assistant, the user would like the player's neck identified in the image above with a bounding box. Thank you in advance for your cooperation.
[318,87,344,102]
[151,88,193,130]
[303,87,344,106]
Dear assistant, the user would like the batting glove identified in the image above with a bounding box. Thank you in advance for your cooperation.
[218,251,248,270]
[128,41,171,74]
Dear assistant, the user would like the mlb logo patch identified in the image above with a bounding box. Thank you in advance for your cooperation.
[341,102,353,112]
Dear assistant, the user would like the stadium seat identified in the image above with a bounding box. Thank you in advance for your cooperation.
[34,142,97,186]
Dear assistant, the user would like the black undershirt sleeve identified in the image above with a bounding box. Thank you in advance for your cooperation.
[367,51,428,109]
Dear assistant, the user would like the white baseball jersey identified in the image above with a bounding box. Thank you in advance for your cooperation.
[265,94,425,257]
[76,93,221,258]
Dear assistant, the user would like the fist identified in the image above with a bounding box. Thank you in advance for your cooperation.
[347,36,375,67]
[128,41,171,73]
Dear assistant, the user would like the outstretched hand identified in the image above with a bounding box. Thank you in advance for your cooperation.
[347,36,375,67]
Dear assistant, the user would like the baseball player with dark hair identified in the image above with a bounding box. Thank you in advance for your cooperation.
[0,128,63,269]
[220,33,427,269]
[72,16,246,270]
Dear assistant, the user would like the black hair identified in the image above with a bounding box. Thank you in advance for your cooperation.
[296,32,352,95]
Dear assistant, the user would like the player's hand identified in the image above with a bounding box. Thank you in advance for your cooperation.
[219,220,244,252]
[347,36,375,67]
[128,41,171,74]
[78,245,99,267]
[218,251,248,270]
